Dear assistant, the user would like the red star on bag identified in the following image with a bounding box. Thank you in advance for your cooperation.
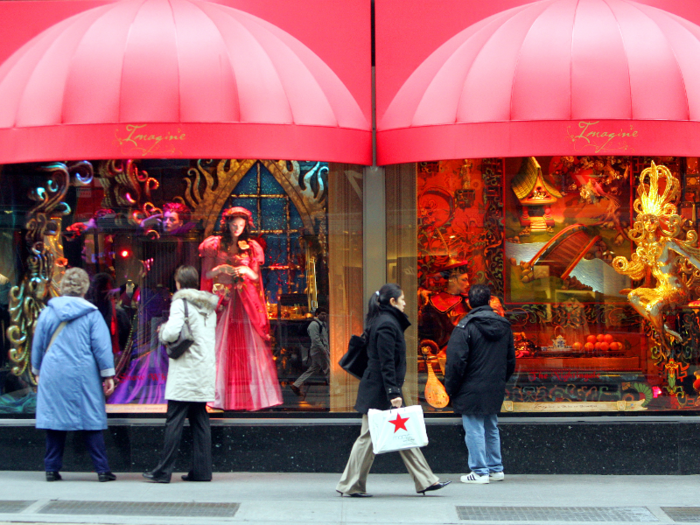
[389,413,410,433]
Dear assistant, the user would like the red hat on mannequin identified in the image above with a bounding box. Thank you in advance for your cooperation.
[221,206,255,229]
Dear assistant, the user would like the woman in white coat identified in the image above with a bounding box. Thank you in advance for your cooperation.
[143,266,218,483]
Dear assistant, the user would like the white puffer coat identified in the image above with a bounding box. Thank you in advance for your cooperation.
[159,288,218,402]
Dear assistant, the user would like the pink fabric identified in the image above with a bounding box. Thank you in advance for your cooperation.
[377,120,700,163]
[0,0,371,164]
[376,0,700,164]
[200,236,282,411]
[212,288,283,411]
[0,123,371,165]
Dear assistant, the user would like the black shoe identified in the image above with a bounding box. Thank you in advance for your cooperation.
[46,471,62,482]
[142,471,170,483]
[418,480,451,495]
[290,384,302,396]
[181,474,211,482]
[98,471,116,482]
[336,490,372,497]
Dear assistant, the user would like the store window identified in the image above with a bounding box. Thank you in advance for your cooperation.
[0,159,363,415]
[410,156,700,414]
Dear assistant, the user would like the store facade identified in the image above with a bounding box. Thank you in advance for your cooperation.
[3,0,700,474]
[375,0,700,417]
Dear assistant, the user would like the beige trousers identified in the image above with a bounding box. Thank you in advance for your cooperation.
[336,414,439,494]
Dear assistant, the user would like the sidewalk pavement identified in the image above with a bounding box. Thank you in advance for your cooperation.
[0,470,698,525]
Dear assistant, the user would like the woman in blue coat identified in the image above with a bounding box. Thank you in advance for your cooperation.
[31,267,117,482]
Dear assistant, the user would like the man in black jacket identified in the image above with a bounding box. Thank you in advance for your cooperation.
[444,285,515,485]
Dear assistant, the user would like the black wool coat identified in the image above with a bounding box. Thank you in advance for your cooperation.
[354,305,411,414]
[444,305,516,415]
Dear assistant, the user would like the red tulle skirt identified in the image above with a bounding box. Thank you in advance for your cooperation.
[209,288,283,411]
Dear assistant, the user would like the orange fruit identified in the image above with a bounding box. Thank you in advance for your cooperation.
[572,342,582,351]
[587,335,597,344]
[603,334,613,343]
[584,342,594,351]
[599,342,609,352]
[596,334,605,342]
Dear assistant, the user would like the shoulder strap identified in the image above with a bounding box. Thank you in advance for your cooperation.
[182,299,192,329]
[46,321,68,354]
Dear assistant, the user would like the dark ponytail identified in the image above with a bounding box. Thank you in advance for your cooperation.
[365,283,403,328]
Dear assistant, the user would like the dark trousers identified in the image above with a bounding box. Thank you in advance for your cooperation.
[151,400,212,481]
[45,429,111,473]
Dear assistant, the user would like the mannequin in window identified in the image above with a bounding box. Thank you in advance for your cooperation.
[199,207,282,411]
[109,202,199,405]
[137,202,199,330]
[419,263,504,351]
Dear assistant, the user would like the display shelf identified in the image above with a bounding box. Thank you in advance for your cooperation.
[515,355,643,371]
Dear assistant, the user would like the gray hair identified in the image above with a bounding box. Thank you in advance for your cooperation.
[60,268,90,297]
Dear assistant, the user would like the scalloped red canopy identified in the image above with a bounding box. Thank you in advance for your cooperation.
[0,0,371,164]
[377,0,700,164]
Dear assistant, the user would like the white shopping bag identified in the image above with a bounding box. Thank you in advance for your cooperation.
[367,405,429,455]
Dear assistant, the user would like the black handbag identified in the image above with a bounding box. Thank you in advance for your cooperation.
[164,300,194,359]
[339,331,368,379]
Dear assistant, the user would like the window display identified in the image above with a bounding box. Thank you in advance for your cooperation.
[4,155,700,416]
[200,206,283,411]
[416,157,700,413]
[0,159,351,414]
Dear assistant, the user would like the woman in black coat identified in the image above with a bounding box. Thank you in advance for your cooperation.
[336,283,451,497]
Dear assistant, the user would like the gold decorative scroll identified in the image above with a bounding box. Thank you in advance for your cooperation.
[8,162,93,381]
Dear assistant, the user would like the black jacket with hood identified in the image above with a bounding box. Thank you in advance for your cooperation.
[444,305,516,415]
[354,304,410,414]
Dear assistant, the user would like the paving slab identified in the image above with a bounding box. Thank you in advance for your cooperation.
[0,471,698,525]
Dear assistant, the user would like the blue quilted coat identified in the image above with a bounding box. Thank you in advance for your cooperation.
[31,296,114,430]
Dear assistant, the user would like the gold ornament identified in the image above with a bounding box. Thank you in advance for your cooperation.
[613,162,700,351]
[8,162,92,381]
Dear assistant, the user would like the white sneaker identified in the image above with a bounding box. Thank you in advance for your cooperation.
[460,472,489,484]
[489,471,505,481]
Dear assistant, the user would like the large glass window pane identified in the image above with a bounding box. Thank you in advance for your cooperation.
[0,159,363,416]
[414,156,700,414]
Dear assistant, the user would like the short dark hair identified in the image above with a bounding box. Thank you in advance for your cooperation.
[468,284,491,308]
[314,308,327,316]
[175,265,199,290]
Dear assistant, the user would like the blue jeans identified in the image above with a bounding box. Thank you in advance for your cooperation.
[462,414,503,476]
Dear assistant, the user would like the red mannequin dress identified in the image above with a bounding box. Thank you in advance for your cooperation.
[199,236,282,411]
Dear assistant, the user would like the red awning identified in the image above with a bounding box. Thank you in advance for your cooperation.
[376,0,700,164]
[0,0,371,164]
